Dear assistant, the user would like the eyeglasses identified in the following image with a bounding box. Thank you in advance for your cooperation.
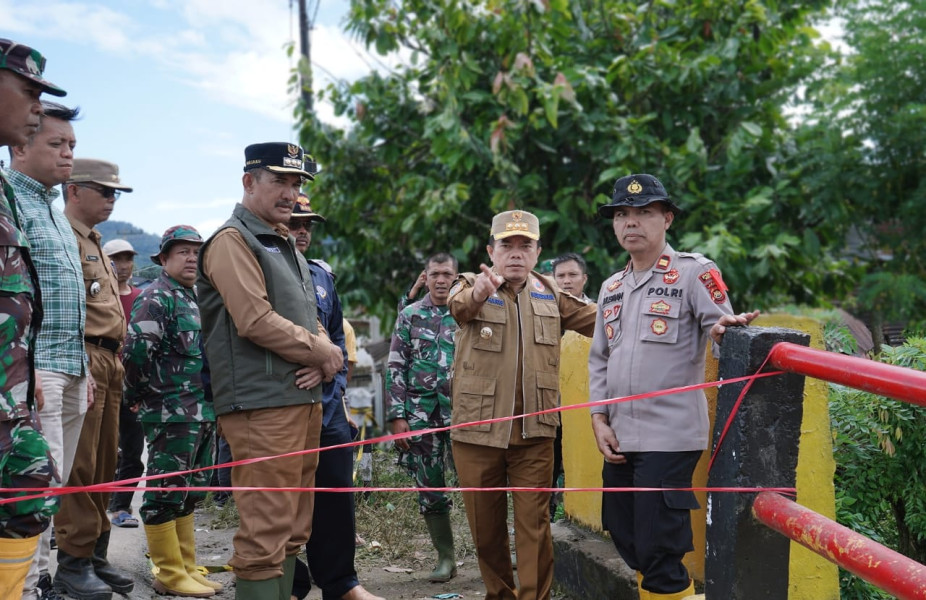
[74,184,121,200]
[288,220,313,232]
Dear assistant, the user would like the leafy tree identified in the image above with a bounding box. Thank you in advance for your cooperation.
[297,0,842,322]
[794,0,926,342]
[829,336,926,597]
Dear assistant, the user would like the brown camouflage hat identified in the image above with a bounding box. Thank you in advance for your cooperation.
[491,209,540,241]
[68,158,134,192]
[0,39,66,97]
[291,192,326,223]
[151,225,203,265]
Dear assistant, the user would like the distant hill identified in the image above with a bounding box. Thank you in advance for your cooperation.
[96,220,162,276]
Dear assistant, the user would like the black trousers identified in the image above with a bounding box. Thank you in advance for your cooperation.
[293,406,359,599]
[601,451,702,595]
[108,401,145,512]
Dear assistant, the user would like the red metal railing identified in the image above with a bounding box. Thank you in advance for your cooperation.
[753,492,926,600]
[767,342,926,407]
[753,342,926,599]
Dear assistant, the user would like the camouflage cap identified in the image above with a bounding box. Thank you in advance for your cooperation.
[69,158,134,192]
[598,174,680,218]
[102,239,136,257]
[0,39,66,97]
[151,225,203,265]
[291,192,326,222]
[244,142,315,180]
[491,209,540,241]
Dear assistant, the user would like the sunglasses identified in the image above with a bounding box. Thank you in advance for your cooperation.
[74,184,121,200]
[288,220,313,232]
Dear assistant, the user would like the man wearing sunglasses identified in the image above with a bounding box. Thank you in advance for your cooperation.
[55,158,135,599]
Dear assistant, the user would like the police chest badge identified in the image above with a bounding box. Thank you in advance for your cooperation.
[663,269,679,284]
[316,284,327,299]
[651,318,668,335]
[607,280,622,292]
[606,323,615,340]
[532,279,545,292]
[89,280,101,297]
[649,300,671,315]
[480,327,493,340]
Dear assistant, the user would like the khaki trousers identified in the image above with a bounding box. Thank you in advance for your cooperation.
[23,370,87,597]
[453,439,554,600]
[220,403,321,581]
[54,347,121,557]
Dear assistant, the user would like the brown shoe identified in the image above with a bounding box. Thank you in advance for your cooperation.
[341,584,386,600]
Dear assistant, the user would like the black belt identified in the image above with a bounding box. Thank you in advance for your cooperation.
[85,336,121,353]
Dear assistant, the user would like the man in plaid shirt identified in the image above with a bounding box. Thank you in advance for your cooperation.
[7,99,91,600]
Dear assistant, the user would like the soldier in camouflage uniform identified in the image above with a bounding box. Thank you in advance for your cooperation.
[0,37,66,600]
[386,253,459,583]
[122,225,220,597]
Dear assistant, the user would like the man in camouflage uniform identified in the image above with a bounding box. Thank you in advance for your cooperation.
[0,38,66,599]
[123,225,219,597]
[386,253,459,582]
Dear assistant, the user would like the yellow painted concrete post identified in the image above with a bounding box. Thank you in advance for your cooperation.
[558,315,839,599]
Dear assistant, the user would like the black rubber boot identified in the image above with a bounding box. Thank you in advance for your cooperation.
[92,530,135,594]
[54,548,113,600]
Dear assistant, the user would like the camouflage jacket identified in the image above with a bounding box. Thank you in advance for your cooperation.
[122,271,215,423]
[0,171,41,421]
[386,293,455,424]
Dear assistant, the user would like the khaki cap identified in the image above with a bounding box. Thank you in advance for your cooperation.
[491,210,540,241]
[102,239,136,256]
[68,158,133,192]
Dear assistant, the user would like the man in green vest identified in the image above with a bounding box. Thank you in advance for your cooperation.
[197,142,344,599]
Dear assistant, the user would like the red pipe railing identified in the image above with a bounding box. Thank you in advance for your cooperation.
[767,342,926,407]
[753,492,926,600]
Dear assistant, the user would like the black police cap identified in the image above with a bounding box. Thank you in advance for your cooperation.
[598,174,680,218]
[243,142,314,180]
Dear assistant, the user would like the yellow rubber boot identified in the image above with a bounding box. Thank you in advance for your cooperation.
[176,513,222,591]
[0,535,39,600]
[650,580,695,600]
[145,520,215,597]
[636,571,649,600]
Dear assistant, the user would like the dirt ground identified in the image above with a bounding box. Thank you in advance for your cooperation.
[64,451,575,599]
[96,507,490,599]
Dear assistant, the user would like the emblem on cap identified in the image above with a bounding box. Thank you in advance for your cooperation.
[480,327,493,340]
[627,179,643,194]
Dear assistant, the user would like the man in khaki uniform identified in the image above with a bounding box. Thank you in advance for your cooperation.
[448,210,596,600]
[55,159,134,599]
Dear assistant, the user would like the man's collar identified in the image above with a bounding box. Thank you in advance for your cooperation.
[5,168,60,203]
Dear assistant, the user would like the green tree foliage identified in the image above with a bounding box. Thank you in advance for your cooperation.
[297,0,844,321]
[829,335,926,597]
[795,0,926,335]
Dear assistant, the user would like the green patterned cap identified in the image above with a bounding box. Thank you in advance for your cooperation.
[151,225,203,265]
[0,39,66,97]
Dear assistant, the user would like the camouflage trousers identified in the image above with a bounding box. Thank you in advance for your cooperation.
[398,412,455,515]
[0,413,59,538]
[139,421,215,525]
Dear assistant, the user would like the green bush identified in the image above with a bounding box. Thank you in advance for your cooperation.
[828,333,926,598]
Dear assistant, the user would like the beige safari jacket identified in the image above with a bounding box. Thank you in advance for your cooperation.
[449,271,596,449]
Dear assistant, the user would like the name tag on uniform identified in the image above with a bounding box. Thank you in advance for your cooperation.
[530,292,554,301]
[262,244,281,254]
[87,255,99,262]
[487,297,504,307]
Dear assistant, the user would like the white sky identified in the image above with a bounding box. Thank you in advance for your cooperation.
[1,0,387,238]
